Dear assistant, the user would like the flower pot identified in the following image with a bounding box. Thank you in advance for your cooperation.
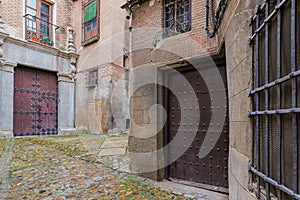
[44,42,50,46]
[32,37,38,42]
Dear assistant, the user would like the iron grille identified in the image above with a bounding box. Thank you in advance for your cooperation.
[163,0,191,33]
[249,0,300,199]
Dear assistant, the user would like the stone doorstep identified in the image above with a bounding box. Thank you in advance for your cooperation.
[98,147,127,156]
[140,178,229,200]
[100,139,128,148]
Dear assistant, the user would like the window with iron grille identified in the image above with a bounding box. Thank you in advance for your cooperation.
[163,0,191,33]
[82,0,100,45]
[89,70,98,87]
[249,0,300,199]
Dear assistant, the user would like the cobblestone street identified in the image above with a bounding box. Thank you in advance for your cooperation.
[0,134,189,200]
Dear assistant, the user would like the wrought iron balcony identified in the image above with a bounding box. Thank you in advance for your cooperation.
[24,14,60,47]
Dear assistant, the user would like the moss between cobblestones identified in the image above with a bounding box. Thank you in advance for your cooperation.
[8,135,191,199]
[0,138,7,157]
[114,175,188,200]
[26,135,104,164]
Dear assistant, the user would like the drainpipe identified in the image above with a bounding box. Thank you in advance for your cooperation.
[205,0,216,38]
[205,0,228,38]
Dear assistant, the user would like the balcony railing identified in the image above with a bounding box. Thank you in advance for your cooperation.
[24,14,60,47]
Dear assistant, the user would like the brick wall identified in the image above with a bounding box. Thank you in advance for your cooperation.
[56,0,73,49]
[1,0,23,38]
[129,0,226,68]
[0,0,72,48]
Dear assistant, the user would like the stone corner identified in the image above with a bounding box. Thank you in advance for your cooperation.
[58,128,77,135]
[0,131,13,138]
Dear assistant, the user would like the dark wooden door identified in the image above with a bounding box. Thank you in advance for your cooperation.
[166,65,229,191]
[13,66,58,136]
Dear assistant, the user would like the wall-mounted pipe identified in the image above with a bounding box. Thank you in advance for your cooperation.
[205,0,228,38]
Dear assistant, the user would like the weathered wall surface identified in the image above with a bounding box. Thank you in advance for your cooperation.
[225,0,263,199]
[128,0,266,199]
[74,0,129,134]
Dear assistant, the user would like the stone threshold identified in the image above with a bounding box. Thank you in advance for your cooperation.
[136,177,229,200]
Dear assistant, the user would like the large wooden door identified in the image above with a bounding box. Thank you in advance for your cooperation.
[13,66,58,136]
[165,64,229,191]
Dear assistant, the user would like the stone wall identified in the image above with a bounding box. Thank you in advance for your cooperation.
[128,0,266,199]
[225,0,263,199]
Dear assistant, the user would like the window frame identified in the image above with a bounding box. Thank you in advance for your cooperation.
[89,70,98,87]
[82,0,100,46]
[163,0,192,34]
[25,0,53,40]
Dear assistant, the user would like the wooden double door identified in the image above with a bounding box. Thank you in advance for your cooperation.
[13,66,58,136]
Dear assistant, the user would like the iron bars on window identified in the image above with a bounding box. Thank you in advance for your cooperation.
[249,0,300,199]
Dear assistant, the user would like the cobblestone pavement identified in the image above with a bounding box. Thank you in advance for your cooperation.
[0,138,6,155]
[0,135,190,200]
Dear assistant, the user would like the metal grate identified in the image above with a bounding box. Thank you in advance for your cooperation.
[164,0,191,33]
[249,0,300,199]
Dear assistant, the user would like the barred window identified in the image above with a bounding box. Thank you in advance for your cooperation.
[164,0,191,33]
[249,0,300,199]
[89,70,98,87]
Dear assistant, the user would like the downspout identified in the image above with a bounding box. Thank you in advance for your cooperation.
[205,0,228,38]
[205,0,216,38]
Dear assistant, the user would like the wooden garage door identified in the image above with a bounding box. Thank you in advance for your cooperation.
[165,64,229,191]
[13,66,58,136]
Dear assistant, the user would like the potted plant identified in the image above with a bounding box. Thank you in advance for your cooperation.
[41,38,54,46]
[32,33,38,42]
[32,36,38,42]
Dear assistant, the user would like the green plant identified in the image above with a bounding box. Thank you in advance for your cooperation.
[60,46,67,51]
[77,127,89,135]
[41,38,54,46]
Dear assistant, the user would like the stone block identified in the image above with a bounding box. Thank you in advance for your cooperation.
[101,139,128,148]
[229,121,250,157]
[229,169,239,200]
[142,138,157,153]
[98,147,126,156]
[227,58,250,99]
[128,136,143,152]
[0,68,14,132]
[129,161,144,175]
[0,131,13,138]
[225,8,252,74]
[130,109,144,124]
[130,97,144,109]
[228,89,250,122]
[229,147,251,191]
[238,185,257,200]
[143,109,152,124]
[58,80,75,131]
[142,171,159,180]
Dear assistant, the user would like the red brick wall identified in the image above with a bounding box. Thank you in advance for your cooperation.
[129,0,239,67]
[0,0,73,48]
